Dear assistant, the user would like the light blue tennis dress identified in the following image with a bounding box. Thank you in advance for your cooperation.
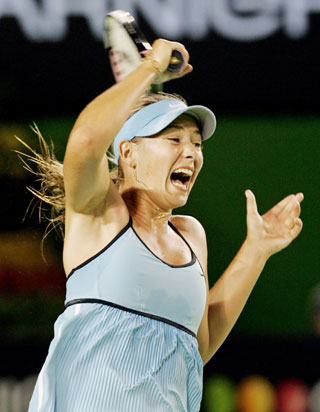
[28,217,207,412]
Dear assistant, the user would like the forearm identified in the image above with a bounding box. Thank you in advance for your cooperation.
[205,240,269,361]
[69,60,157,154]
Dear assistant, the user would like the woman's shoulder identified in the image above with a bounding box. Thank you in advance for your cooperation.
[170,215,207,244]
[170,215,208,270]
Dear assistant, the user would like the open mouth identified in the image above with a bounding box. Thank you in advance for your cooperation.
[170,168,193,190]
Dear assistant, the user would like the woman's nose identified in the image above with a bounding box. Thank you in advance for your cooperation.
[181,141,196,158]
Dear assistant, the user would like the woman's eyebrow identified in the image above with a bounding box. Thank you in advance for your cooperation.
[164,125,201,136]
[164,125,183,132]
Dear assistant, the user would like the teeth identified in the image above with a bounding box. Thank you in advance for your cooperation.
[172,180,187,189]
[172,168,193,176]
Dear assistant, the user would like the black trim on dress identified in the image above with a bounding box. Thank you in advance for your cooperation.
[168,220,205,277]
[65,298,196,338]
[131,222,196,269]
[67,217,132,281]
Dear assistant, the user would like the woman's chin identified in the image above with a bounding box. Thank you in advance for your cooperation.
[167,192,190,209]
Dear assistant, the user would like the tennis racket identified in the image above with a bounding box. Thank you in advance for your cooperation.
[103,10,184,86]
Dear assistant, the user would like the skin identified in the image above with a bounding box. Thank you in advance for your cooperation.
[63,39,303,365]
[119,115,203,212]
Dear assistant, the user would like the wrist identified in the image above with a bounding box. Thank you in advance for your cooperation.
[242,237,271,263]
[142,53,165,82]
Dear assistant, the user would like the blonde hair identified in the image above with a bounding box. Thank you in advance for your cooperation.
[15,124,65,248]
[18,92,187,242]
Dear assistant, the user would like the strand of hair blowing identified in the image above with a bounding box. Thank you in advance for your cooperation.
[15,124,65,247]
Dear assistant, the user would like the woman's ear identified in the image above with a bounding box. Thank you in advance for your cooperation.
[119,140,138,173]
[119,140,132,163]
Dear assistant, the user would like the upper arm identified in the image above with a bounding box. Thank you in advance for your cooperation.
[171,215,210,363]
[63,127,111,213]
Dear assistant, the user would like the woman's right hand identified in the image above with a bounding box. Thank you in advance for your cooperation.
[143,39,193,84]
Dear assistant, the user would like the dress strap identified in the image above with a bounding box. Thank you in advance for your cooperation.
[168,219,205,277]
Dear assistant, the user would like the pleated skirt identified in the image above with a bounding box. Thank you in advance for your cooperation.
[28,303,203,411]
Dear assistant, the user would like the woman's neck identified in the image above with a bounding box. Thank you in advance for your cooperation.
[121,189,172,232]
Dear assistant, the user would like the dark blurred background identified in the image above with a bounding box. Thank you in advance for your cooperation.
[1,1,320,411]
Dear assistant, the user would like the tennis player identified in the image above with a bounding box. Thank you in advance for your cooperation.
[27,39,303,411]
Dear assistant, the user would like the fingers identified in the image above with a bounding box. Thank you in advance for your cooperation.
[279,193,303,228]
[290,217,303,240]
[150,39,191,80]
[174,63,193,79]
[266,192,303,236]
[271,194,296,216]
[166,40,190,70]
[283,201,301,229]
[245,189,258,216]
[295,192,304,203]
[271,193,304,220]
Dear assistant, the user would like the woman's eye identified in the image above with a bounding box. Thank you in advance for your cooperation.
[193,142,203,149]
[168,138,180,143]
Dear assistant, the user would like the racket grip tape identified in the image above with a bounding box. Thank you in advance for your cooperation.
[168,50,185,72]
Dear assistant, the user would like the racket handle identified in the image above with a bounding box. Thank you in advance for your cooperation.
[168,50,185,72]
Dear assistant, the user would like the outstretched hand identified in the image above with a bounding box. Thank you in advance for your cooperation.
[245,190,303,258]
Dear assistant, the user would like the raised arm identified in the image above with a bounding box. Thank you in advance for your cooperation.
[200,190,303,365]
[63,39,192,213]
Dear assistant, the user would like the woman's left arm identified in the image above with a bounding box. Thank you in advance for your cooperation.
[198,190,303,365]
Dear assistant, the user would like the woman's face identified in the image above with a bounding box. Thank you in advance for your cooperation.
[128,114,204,210]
